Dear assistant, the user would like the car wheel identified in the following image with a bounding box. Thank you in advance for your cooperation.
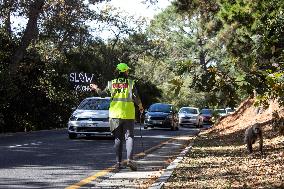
[199,121,203,128]
[110,135,115,140]
[69,133,77,139]
[175,125,179,130]
[197,121,202,128]
[170,122,175,131]
[144,126,148,129]
[196,121,199,128]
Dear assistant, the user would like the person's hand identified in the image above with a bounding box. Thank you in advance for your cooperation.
[138,104,144,114]
[90,84,99,91]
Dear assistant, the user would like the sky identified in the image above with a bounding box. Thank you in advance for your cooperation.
[11,0,172,39]
[91,0,172,39]
[103,0,172,20]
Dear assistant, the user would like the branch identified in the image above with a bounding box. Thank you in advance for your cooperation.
[2,0,14,37]
[10,0,45,67]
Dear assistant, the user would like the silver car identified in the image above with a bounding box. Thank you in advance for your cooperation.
[225,107,235,114]
[67,97,111,139]
[178,107,203,128]
[216,108,227,117]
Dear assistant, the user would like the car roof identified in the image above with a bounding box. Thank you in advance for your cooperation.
[179,107,198,109]
[151,103,172,106]
[84,97,111,100]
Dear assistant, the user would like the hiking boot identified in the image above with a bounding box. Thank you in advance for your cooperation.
[126,160,137,171]
[114,162,125,170]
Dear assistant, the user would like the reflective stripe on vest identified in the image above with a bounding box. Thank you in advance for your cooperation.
[112,98,133,102]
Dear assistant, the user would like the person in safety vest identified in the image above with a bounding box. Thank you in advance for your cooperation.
[90,63,144,171]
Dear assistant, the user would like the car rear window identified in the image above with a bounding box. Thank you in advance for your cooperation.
[78,98,110,110]
[217,109,226,114]
[148,104,171,113]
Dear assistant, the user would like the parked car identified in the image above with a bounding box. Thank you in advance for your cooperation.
[200,108,213,123]
[226,107,235,114]
[67,97,111,139]
[178,107,203,128]
[144,103,179,130]
[216,108,227,117]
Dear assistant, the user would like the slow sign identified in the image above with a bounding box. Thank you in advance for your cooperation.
[69,72,95,92]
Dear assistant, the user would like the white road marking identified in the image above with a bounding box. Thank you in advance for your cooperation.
[8,141,42,148]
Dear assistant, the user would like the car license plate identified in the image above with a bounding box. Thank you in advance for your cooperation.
[86,123,97,127]
[153,120,162,124]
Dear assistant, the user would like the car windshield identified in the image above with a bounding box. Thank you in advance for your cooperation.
[148,104,171,113]
[77,98,110,110]
[227,108,234,113]
[217,109,226,114]
[201,109,213,114]
[179,108,198,114]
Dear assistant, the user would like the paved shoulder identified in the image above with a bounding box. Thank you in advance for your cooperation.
[84,135,197,189]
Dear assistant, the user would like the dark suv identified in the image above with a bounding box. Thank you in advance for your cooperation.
[200,108,213,123]
[144,103,178,130]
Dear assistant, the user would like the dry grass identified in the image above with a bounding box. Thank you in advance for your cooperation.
[164,98,284,189]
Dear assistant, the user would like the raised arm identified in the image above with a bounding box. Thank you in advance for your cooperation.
[90,83,110,97]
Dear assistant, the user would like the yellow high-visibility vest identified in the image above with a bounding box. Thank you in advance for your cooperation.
[108,78,135,119]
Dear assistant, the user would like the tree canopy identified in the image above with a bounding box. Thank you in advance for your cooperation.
[0,0,283,132]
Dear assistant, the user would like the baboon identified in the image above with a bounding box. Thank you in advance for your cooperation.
[244,123,263,154]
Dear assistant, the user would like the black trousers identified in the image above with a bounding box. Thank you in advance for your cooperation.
[111,119,135,163]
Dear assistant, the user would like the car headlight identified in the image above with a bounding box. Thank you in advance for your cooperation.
[178,113,185,118]
[69,115,77,121]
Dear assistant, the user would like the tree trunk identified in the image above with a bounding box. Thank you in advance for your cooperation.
[199,50,207,71]
[3,0,13,37]
[10,0,45,70]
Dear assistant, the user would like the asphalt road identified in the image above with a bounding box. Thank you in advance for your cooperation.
[0,125,205,188]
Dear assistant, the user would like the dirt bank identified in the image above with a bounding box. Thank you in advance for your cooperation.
[164,98,284,189]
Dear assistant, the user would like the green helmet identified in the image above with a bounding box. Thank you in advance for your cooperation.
[116,63,130,72]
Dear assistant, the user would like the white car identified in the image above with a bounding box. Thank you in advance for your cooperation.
[67,97,111,139]
[178,107,203,128]
[225,107,235,114]
[216,109,227,117]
